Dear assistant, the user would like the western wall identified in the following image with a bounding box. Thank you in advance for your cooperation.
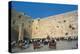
[31,10,78,39]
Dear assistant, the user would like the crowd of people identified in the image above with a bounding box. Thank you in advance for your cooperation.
[11,36,57,49]
[11,36,78,50]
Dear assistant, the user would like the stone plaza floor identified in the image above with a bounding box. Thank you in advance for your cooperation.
[12,40,78,53]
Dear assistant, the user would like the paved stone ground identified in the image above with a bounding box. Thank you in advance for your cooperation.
[12,40,78,53]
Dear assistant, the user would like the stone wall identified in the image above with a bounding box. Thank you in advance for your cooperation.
[32,10,78,38]
[11,9,32,40]
[11,10,78,39]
